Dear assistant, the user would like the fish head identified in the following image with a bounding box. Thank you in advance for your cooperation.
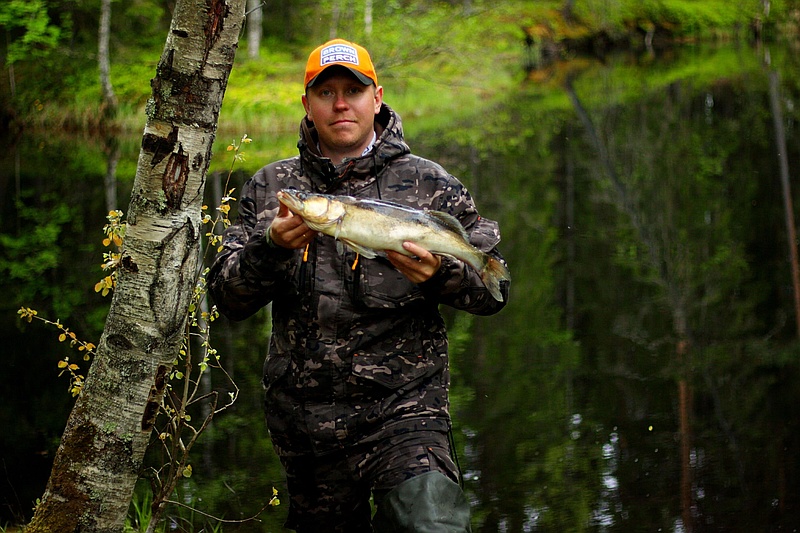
[277,189,346,226]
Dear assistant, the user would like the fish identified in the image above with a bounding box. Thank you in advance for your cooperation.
[276,189,510,302]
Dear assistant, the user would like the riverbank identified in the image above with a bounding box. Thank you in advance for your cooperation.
[1,0,790,137]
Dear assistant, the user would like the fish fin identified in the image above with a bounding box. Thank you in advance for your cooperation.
[336,240,345,255]
[427,211,469,240]
[306,219,339,232]
[480,256,511,302]
[337,195,360,205]
[433,252,458,262]
[340,238,378,259]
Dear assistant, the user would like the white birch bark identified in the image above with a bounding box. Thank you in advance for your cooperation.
[26,1,246,531]
[98,0,117,117]
[246,0,262,59]
[364,0,372,36]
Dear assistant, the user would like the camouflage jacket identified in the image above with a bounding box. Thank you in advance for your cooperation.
[208,104,509,457]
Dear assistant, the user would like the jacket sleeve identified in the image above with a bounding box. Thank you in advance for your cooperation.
[207,175,296,321]
[419,178,510,315]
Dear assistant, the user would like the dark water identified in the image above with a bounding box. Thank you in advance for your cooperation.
[2,41,800,531]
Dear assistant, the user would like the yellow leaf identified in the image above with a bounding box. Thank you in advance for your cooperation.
[102,237,111,246]
[17,307,38,322]
[59,333,67,342]
[57,360,68,369]
[68,364,79,371]
[182,464,193,478]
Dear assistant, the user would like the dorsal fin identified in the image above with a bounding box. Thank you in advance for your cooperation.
[427,210,469,241]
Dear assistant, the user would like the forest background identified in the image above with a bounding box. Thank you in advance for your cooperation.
[3,0,800,531]
[3,0,798,146]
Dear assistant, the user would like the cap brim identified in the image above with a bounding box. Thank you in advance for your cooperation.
[307,66,374,88]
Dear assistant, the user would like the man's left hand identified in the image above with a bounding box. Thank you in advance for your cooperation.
[386,242,442,284]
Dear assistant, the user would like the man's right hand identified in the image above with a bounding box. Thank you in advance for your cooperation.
[268,202,317,249]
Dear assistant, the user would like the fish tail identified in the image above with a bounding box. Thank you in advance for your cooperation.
[480,256,511,302]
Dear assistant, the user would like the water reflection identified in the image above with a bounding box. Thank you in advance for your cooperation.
[2,42,800,531]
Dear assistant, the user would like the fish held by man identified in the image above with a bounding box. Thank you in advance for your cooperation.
[276,189,510,302]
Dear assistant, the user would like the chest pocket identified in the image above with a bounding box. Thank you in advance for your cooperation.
[355,256,426,309]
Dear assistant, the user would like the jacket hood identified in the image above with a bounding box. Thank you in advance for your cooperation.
[297,103,411,191]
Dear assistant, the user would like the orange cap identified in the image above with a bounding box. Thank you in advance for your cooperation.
[304,39,378,89]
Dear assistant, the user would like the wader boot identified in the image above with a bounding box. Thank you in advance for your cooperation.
[372,471,473,533]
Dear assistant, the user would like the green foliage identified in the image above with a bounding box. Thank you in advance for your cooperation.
[0,192,93,321]
[0,0,66,65]
[125,487,159,533]
[0,135,111,323]
[119,0,171,48]
[0,198,71,282]
[575,0,766,36]
[4,0,795,133]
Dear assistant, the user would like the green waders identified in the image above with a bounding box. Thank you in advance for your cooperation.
[372,471,473,533]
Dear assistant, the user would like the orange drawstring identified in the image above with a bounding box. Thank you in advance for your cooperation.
[303,243,309,262]
[351,253,360,270]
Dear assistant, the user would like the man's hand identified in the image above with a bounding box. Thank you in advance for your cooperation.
[386,241,442,284]
[268,203,316,249]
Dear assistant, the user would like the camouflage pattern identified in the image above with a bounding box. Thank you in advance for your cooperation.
[208,103,509,455]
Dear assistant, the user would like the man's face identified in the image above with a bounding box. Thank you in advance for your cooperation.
[302,69,383,162]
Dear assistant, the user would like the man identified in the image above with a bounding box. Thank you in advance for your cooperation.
[208,38,509,532]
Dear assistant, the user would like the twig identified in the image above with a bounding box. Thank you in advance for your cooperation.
[162,497,277,524]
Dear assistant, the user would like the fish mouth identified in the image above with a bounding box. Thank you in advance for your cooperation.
[277,189,305,212]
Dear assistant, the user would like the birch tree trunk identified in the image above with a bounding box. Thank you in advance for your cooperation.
[26,1,245,531]
[98,0,117,119]
[364,0,372,36]
[246,0,261,59]
[330,0,341,39]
